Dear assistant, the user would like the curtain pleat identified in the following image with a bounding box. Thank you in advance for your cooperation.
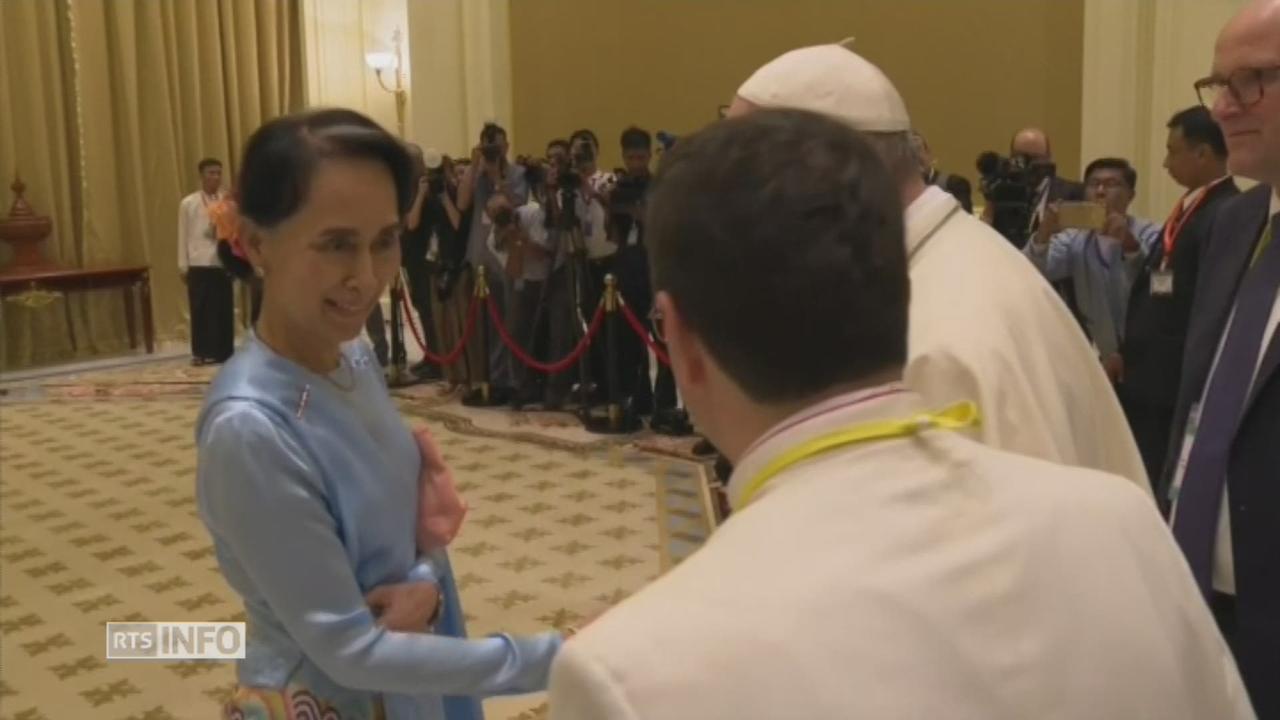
[0,0,304,370]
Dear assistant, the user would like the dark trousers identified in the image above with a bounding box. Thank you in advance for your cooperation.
[614,244,654,414]
[584,256,614,398]
[402,255,439,354]
[654,352,677,411]
[507,279,545,394]
[1119,391,1175,494]
[584,253,653,410]
[545,264,576,402]
[1214,592,1280,720]
[187,266,234,362]
[486,267,514,390]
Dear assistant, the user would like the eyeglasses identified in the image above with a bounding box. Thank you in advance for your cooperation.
[1194,65,1280,109]
[1086,178,1128,191]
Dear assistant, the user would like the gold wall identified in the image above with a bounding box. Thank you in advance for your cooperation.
[510,0,1084,182]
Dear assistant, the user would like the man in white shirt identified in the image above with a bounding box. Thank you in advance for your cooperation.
[725,41,1150,490]
[177,158,234,365]
[567,129,616,404]
[1164,1,1280,714]
[484,190,552,407]
[1025,157,1162,381]
[548,107,1253,720]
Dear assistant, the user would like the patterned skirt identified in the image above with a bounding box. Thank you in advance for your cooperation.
[223,685,386,720]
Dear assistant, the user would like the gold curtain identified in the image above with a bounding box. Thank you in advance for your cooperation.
[0,0,303,370]
[0,0,82,368]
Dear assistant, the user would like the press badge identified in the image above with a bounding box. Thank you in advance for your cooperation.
[1151,269,1174,296]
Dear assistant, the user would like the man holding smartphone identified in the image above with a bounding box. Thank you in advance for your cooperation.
[1025,158,1162,384]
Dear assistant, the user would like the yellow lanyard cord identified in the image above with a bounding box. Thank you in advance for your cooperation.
[736,401,981,509]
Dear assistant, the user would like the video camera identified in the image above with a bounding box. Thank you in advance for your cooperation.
[975,151,1057,248]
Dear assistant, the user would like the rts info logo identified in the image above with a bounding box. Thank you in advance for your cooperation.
[106,622,245,661]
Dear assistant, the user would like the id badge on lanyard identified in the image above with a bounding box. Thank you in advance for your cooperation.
[1150,268,1174,296]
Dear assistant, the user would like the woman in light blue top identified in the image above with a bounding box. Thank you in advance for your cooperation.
[195,108,562,720]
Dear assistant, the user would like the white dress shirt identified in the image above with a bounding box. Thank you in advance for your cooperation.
[178,190,222,271]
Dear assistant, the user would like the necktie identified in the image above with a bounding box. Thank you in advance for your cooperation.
[1173,213,1280,595]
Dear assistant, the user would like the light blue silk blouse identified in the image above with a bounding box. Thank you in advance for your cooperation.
[195,334,561,719]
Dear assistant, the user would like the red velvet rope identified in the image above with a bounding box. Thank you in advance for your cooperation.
[487,295,606,373]
[618,299,672,367]
[400,289,429,354]
[403,293,480,366]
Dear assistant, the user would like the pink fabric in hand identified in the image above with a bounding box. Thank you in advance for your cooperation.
[414,427,468,551]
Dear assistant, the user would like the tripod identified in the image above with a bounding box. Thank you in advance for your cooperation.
[557,186,595,413]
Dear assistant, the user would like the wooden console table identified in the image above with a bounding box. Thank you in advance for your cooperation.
[0,265,154,354]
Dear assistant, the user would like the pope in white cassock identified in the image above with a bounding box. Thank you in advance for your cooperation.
[724,42,1150,491]
[547,105,1251,720]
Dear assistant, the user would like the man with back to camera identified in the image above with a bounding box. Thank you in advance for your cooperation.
[1122,106,1238,486]
[178,157,235,366]
[1162,2,1280,714]
[547,107,1253,720]
[457,122,528,402]
[1024,158,1162,384]
[721,41,1149,489]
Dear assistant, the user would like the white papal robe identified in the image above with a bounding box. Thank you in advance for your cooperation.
[548,386,1252,720]
[904,186,1149,490]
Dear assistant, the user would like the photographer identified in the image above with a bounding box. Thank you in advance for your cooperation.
[457,122,528,401]
[415,151,472,388]
[1025,158,1161,384]
[483,180,553,408]
[399,144,444,381]
[565,129,615,402]
[609,127,659,417]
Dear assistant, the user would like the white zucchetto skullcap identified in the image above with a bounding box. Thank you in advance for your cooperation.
[736,42,911,133]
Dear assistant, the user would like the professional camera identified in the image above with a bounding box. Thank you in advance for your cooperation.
[480,143,503,163]
[514,155,547,189]
[424,166,447,195]
[610,171,648,214]
[975,151,1056,248]
[556,157,582,192]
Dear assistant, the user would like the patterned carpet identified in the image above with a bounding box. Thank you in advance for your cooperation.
[0,360,718,720]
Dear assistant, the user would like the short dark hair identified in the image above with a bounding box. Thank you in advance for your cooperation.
[647,108,908,404]
[546,138,570,155]
[229,108,413,279]
[1167,106,1227,158]
[570,129,599,151]
[480,122,507,144]
[1084,157,1138,192]
[197,158,222,173]
[620,126,652,151]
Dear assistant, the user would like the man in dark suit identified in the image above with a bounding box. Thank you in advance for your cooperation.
[1161,2,1280,715]
[1122,106,1238,488]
